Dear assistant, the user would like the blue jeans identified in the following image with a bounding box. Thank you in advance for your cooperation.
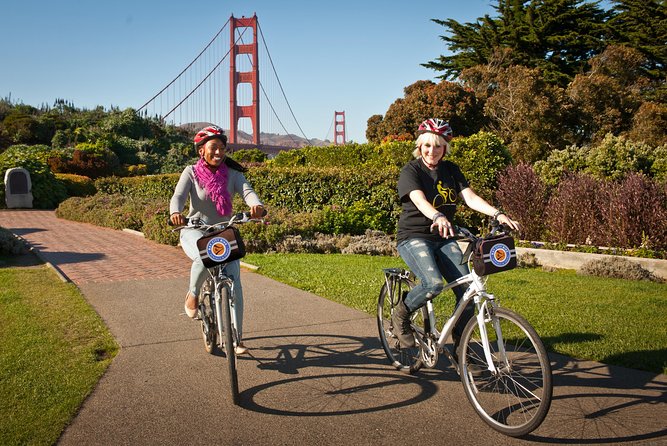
[180,228,245,337]
[397,237,473,341]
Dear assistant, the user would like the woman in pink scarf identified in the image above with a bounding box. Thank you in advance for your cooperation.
[170,125,265,355]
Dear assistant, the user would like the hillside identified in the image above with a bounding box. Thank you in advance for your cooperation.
[181,123,330,148]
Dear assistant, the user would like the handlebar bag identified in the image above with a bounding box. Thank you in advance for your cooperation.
[472,235,517,276]
[197,226,246,268]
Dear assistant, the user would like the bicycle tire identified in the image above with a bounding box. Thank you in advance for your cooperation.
[459,306,552,437]
[377,279,423,374]
[200,279,219,355]
[220,285,240,405]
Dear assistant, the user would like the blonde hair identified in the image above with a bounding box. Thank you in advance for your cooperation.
[413,132,450,158]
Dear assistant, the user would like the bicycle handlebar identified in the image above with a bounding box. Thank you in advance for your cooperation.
[168,209,268,231]
[452,219,514,243]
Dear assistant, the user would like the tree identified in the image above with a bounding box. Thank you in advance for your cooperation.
[607,0,667,99]
[567,45,646,143]
[424,0,609,86]
[368,80,484,142]
[461,64,572,162]
[365,114,384,144]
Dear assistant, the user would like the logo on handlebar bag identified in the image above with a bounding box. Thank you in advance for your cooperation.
[206,237,232,262]
[489,243,511,267]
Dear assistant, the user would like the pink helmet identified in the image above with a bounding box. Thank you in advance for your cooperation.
[417,119,453,141]
[194,125,227,147]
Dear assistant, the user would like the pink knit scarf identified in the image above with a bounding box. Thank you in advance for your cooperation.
[193,158,232,216]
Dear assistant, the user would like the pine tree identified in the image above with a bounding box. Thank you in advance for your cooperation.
[424,0,609,86]
[607,0,667,93]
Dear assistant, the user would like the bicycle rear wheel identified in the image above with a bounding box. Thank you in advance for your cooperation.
[219,285,240,405]
[459,306,552,437]
[377,277,423,374]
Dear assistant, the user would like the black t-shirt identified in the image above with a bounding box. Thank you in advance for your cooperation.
[396,158,469,243]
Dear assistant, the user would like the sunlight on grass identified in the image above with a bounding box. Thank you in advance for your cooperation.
[245,253,667,375]
[0,266,118,446]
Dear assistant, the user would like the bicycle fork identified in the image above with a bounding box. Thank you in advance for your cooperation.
[473,295,510,374]
[214,279,240,350]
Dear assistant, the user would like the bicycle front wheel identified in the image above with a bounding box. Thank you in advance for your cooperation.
[377,279,423,374]
[200,279,219,355]
[459,306,552,437]
[220,285,240,405]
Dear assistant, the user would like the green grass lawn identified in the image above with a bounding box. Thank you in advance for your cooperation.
[245,253,667,375]
[0,264,118,446]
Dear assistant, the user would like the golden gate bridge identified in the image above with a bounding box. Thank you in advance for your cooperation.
[137,14,346,153]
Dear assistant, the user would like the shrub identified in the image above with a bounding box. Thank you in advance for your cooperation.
[448,132,512,230]
[55,194,148,231]
[268,141,413,171]
[578,257,663,283]
[341,230,397,256]
[246,166,399,215]
[545,173,604,246]
[140,202,180,246]
[544,172,667,252]
[94,174,179,200]
[0,226,29,255]
[533,145,589,187]
[231,148,267,164]
[55,173,96,197]
[602,173,667,251]
[496,163,549,241]
[584,133,653,181]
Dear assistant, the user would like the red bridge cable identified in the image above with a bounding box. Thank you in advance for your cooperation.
[138,17,231,112]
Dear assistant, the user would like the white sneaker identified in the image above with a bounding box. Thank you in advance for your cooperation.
[234,343,249,355]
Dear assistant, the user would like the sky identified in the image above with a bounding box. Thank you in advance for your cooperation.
[2,0,500,143]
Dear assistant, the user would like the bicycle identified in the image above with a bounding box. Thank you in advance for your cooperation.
[377,221,553,437]
[172,211,264,405]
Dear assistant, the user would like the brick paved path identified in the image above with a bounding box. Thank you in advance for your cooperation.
[0,209,190,284]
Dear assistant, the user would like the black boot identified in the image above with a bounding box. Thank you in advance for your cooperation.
[391,300,415,348]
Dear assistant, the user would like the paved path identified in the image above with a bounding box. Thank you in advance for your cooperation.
[1,209,666,446]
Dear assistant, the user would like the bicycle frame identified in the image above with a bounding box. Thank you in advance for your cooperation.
[411,266,504,374]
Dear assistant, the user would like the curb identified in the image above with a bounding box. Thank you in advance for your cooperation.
[9,233,71,283]
[517,246,667,280]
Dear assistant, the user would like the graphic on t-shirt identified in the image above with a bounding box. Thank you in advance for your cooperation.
[433,181,457,208]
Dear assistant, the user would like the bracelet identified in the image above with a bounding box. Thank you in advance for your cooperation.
[493,210,505,219]
[432,212,445,222]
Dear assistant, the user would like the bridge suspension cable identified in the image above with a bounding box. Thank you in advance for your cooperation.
[138,17,231,114]
[256,22,310,143]
[137,14,313,146]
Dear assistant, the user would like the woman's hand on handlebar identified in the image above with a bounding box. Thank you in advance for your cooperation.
[497,213,521,232]
[430,215,456,238]
[249,205,266,220]
[170,212,186,226]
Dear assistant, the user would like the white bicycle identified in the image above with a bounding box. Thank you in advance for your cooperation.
[377,222,553,437]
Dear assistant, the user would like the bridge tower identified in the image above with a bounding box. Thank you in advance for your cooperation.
[229,14,259,145]
[334,111,346,145]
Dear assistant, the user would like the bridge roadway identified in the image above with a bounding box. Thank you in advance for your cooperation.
[1,209,665,446]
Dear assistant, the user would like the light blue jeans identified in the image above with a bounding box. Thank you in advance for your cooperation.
[180,227,245,337]
[397,237,473,341]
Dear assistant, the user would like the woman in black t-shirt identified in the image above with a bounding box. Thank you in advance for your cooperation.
[393,119,520,350]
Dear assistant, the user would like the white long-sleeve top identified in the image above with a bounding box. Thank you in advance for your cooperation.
[169,165,263,225]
